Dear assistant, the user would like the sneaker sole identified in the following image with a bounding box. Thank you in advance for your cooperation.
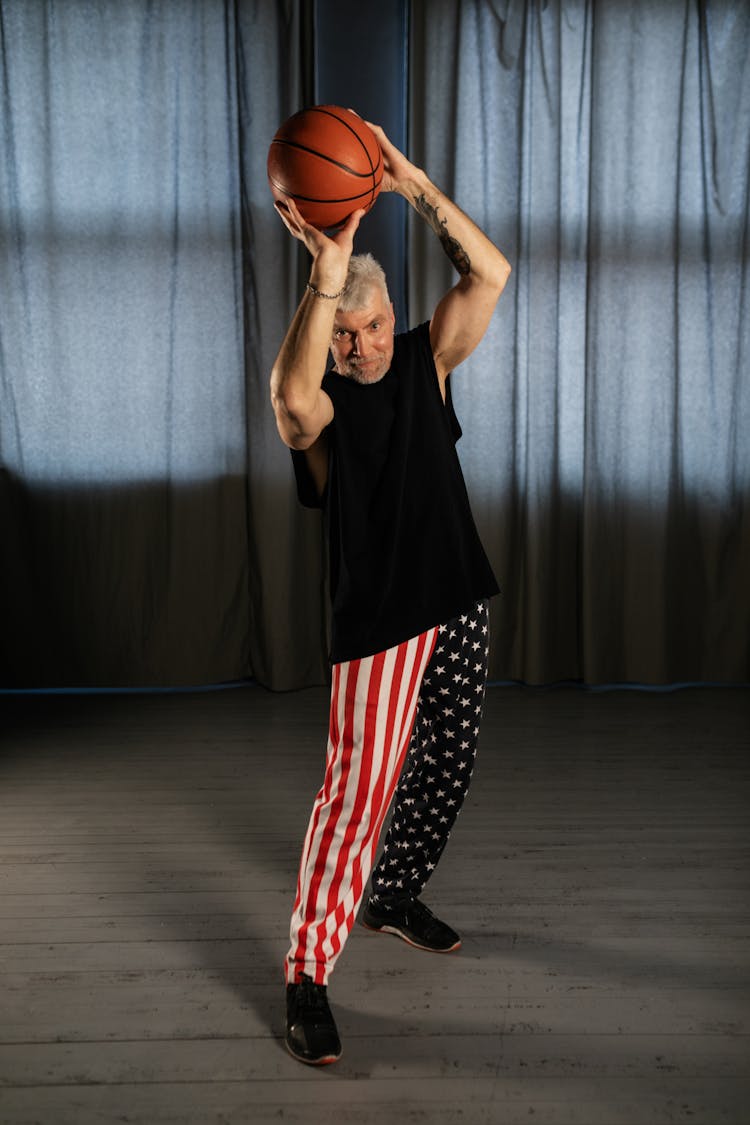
[285,1039,341,1066]
[361,919,461,953]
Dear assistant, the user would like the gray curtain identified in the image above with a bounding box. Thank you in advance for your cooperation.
[0,0,326,689]
[409,0,749,685]
[1,0,748,691]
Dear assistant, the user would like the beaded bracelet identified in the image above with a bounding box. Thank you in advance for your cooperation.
[305,281,345,300]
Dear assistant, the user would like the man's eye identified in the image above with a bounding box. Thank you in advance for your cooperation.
[371,322,380,331]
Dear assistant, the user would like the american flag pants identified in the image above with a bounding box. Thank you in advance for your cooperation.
[285,598,490,986]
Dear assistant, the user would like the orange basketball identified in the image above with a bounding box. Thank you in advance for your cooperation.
[267,105,384,230]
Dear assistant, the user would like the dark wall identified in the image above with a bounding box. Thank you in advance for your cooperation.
[314,0,409,330]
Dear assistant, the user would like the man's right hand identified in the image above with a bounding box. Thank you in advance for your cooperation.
[270,198,365,452]
[274,197,365,289]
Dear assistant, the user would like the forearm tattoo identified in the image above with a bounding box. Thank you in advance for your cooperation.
[414,192,471,276]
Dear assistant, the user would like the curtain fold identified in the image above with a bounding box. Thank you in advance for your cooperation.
[409,0,749,685]
[0,0,326,690]
[1,0,248,687]
[234,0,329,690]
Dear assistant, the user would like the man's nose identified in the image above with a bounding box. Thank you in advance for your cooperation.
[353,332,371,356]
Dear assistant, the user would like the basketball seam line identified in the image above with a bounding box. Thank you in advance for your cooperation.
[308,106,380,176]
[270,138,382,182]
[268,174,383,206]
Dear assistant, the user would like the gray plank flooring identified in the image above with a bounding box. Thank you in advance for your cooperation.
[0,683,748,1124]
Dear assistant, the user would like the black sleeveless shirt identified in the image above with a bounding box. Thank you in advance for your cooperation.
[292,321,499,663]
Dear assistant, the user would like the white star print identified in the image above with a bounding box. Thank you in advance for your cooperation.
[370,602,489,897]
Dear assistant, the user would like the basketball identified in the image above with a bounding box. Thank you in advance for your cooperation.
[267,105,384,230]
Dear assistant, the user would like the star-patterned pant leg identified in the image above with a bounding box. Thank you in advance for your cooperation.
[369,599,491,902]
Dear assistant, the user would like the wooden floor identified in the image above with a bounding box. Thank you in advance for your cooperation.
[0,683,748,1125]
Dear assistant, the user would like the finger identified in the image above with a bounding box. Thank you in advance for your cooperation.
[275,197,311,242]
[284,197,306,224]
[273,199,297,232]
[344,207,366,230]
[365,120,387,142]
[334,208,365,243]
[277,198,305,232]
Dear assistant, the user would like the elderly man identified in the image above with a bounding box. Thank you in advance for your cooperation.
[270,120,510,1065]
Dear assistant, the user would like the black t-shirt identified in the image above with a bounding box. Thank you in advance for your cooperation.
[292,321,499,663]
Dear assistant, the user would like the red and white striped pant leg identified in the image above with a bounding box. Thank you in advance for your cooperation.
[285,626,439,986]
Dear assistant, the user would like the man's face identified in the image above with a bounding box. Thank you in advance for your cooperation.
[331,288,396,385]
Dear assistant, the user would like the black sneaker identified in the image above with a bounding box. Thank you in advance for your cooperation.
[285,974,342,1066]
[361,894,461,953]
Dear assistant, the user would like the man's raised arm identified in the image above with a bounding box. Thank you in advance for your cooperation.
[270,201,364,450]
[367,123,511,387]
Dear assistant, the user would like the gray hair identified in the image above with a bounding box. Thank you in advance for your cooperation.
[338,253,390,312]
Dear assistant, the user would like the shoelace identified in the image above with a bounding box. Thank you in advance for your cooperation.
[408,898,442,934]
[296,975,329,1012]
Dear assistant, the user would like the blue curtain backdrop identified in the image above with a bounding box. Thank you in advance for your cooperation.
[0,0,327,689]
[0,0,748,689]
[409,0,749,685]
